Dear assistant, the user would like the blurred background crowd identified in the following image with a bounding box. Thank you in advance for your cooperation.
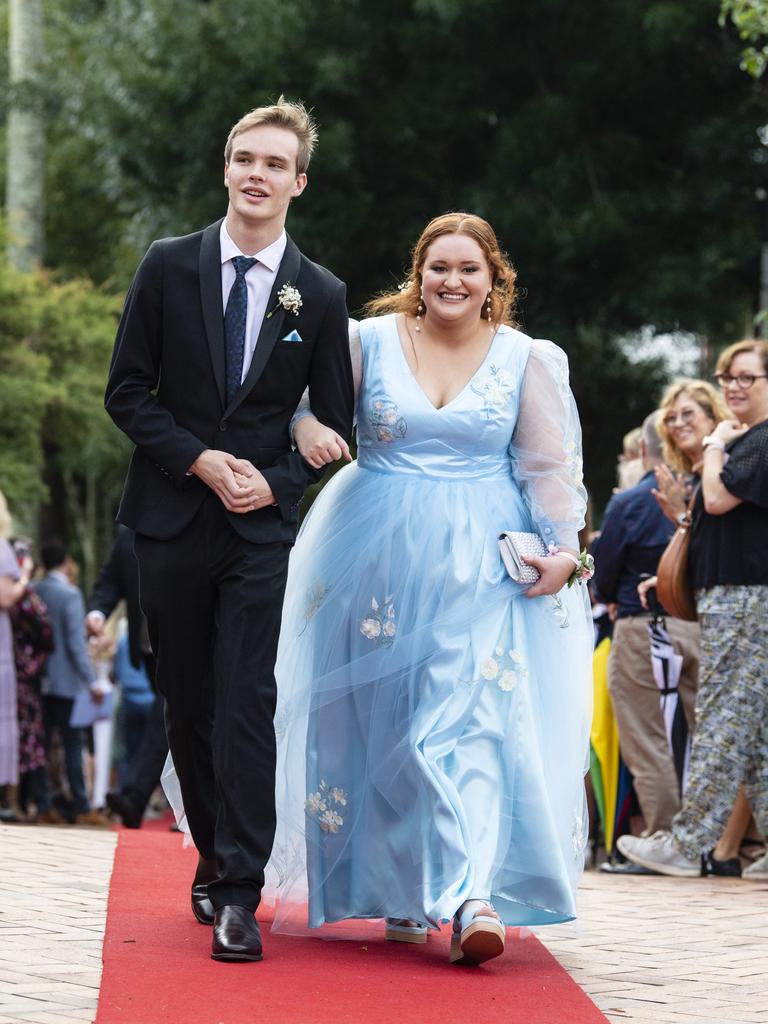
[0,511,166,829]
[1,1,768,880]
[588,337,768,880]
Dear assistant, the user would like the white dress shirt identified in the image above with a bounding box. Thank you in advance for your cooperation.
[220,221,287,384]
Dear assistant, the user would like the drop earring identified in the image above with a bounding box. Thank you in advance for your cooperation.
[486,289,493,331]
[416,291,424,332]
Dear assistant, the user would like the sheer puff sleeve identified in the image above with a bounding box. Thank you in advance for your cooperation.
[510,338,587,552]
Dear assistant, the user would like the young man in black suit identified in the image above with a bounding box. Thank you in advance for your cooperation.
[105,99,354,961]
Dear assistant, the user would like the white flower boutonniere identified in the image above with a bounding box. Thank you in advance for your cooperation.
[266,283,303,318]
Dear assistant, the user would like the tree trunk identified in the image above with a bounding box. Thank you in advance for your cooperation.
[6,0,45,271]
[61,468,97,595]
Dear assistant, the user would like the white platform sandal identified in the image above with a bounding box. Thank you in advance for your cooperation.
[450,900,505,965]
[385,918,428,944]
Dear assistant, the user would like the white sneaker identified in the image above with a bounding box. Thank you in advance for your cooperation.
[617,831,701,877]
[743,852,768,879]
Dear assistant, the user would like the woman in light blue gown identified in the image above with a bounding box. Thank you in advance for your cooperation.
[264,213,593,965]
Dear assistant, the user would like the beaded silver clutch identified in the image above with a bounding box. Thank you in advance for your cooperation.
[498,531,548,585]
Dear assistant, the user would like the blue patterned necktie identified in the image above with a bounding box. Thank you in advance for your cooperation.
[224,255,258,405]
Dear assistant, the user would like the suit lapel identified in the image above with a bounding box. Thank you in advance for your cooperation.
[199,219,226,410]
[224,236,302,417]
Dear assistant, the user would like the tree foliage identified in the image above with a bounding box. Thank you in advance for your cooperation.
[40,1,765,340]
[0,263,53,508]
[0,234,126,583]
[721,0,768,76]
[2,0,767,522]
[6,0,45,269]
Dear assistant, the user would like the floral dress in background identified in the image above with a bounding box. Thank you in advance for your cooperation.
[11,590,53,776]
[0,540,20,786]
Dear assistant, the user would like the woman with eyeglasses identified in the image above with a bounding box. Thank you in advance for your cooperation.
[621,340,768,879]
[653,379,730,523]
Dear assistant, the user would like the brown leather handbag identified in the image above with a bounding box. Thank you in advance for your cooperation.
[655,491,698,622]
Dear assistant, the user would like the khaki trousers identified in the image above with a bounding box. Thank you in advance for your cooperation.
[607,615,699,834]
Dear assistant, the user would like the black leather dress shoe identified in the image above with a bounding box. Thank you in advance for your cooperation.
[211,906,263,962]
[191,856,217,925]
[106,791,142,829]
[191,883,215,925]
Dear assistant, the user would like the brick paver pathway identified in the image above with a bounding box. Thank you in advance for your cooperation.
[1,823,766,1023]
[0,824,116,1024]
[539,872,768,1023]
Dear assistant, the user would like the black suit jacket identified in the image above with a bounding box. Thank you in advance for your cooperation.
[88,525,145,669]
[105,220,354,543]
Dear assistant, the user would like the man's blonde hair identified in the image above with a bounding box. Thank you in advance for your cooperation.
[224,96,318,175]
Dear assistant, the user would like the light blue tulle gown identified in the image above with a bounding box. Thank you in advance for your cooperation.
[263,314,593,935]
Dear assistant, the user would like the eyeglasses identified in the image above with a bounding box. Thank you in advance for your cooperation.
[714,372,768,390]
[662,409,698,428]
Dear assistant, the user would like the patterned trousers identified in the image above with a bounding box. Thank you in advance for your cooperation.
[673,585,768,858]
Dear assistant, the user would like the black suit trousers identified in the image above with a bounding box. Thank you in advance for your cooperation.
[135,495,291,911]
[122,661,169,817]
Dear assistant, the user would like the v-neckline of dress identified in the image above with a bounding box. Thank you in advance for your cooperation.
[392,314,503,413]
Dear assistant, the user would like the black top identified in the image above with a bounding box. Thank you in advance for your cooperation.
[592,471,675,617]
[690,420,768,591]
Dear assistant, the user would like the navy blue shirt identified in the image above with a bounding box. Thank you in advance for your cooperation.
[592,470,675,618]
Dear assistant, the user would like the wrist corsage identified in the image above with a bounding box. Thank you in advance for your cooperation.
[547,545,595,587]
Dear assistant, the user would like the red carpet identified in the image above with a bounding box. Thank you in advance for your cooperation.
[97,828,609,1024]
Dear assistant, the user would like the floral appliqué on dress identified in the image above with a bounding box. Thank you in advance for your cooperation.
[563,438,583,485]
[572,810,587,864]
[360,595,396,647]
[299,581,331,636]
[552,349,571,402]
[305,780,348,833]
[550,594,570,629]
[471,365,516,420]
[368,399,407,442]
[269,837,304,886]
[478,646,530,691]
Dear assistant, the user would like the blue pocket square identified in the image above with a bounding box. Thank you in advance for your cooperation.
[281,329,303,343]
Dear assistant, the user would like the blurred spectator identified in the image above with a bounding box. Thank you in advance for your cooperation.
[620,340,768,879]
[616,426,644,492]
[657,380,730,478]
[652,379,730,522]
[65,557,79,585]
[87,627,117,814]
[33,541,111,827]
[9,539,55,822]
[0,489,30,821]
[113,623,155,785]
[86,525,167,829]
[593,413,699,851]
[640,378,759,874]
